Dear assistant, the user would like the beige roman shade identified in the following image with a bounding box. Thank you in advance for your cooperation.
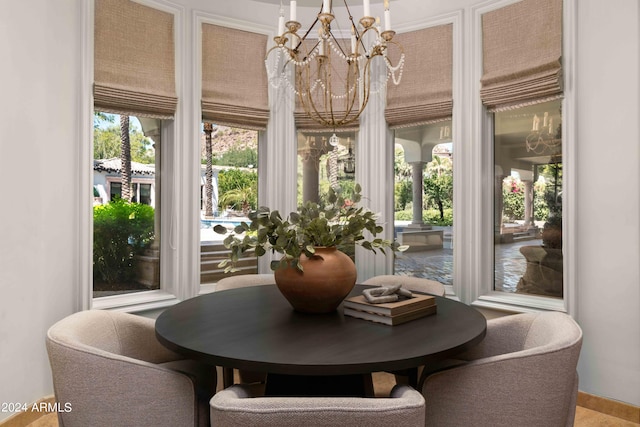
[294,38,360,132]
[385,24,453,129]
[481,0,563,111]
[94,0,177,118]
[202,24,270,130]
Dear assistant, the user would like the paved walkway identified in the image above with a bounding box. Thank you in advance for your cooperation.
[394,238,543,293]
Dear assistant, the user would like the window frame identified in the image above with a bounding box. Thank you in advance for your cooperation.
[82,0,186,312]
[79,0,577,315]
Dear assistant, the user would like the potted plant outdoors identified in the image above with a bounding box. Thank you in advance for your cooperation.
[517,189,563,297]
[213,183,407,313]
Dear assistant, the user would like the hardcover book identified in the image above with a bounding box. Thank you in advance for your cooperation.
[343,293,436,316]
[343,305,437,326]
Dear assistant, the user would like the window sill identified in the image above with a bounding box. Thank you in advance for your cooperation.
[92,289,179,313]
[472,291,566,314]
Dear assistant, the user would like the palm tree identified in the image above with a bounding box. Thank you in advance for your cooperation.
[219,186,256,214]
[203,122,215,217]
[120,115,132,202]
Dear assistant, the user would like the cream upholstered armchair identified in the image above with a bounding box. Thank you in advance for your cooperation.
[210,384,426,427]
[420,311,583,427]
[46,310,216,427]
[363,275,446,296]
[363,275,446,386]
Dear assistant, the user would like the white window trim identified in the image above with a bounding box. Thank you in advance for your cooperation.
[83,0,187,312]
[467,0,577,315]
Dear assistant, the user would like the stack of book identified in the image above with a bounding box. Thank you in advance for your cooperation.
[342,293,437,325]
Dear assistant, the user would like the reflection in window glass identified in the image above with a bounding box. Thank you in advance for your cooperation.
[93,113,159,297]
[493,99,563,298]
[199,124,259,285]
[296,131,357,207]
[393,122,453,286]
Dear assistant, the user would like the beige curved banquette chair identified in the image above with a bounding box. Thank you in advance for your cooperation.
[46,310,216,427]
[363,275,446,296]
[210,384,426,427]
[420,311,583,427]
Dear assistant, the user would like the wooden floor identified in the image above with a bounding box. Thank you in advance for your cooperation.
[4,372,639,427]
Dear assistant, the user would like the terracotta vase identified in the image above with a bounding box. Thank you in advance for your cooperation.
[274,247,357,313]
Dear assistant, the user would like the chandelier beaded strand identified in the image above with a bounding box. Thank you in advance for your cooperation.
[265,0,405,129]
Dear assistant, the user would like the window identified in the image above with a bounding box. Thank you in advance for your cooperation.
[297,131,357,207]
[91,0,178,305]
[92,113,161,298]
[199,124,259,286]
[477,0,566,308]
[393,122,454,286]
[493,99,563,298]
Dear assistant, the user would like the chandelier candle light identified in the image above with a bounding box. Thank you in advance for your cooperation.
[266,0,405,130]
[525,111,561,154]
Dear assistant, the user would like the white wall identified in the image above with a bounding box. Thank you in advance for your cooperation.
[574,0,640,406]
[0,1,638,422]
[0,0,83,420]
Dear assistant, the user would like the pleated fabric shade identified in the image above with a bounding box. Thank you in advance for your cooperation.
[480,0,563,111]
[94,0,177,118]
[202,24,270,131]
[385,24,453,129]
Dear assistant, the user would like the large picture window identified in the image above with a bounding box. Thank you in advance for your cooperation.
[92,113,161,297]
[493,99,563,298]
[199,124,260,285]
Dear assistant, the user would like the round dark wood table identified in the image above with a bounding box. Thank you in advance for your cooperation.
[155,284,486,395]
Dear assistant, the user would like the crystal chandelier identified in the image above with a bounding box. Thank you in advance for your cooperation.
[265,0,405,130]
[525,111,561,155]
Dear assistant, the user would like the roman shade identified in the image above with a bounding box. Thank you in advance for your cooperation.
[481,0,563,111]
[385,24,453,129]
[202,24,270,130]
[294,38,360,132]
[94,0,177,118]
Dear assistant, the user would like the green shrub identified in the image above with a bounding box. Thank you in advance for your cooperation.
[394,208,453,226]
[93,199,155,284]
[218,168,258,211]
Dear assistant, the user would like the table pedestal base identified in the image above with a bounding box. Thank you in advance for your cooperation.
[265,373,374,397]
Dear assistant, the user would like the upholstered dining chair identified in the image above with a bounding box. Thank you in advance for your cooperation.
[210,384,426,427]
[363,275,446,387]
[215,273,275,291]
[215,273,275,388]
[46,310,216,427]
[420,311,583,427]
[363,275,446,296]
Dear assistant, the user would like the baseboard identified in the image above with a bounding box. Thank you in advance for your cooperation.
[0,396,56,427]
[577,391,640,424]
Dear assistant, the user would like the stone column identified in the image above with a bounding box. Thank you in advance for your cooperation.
[407,161,430,230]
[145,128,161,253]
[495,174,506,243]
[523,180,533,226]
[299,137,323,204]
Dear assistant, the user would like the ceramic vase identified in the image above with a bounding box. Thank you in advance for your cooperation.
[274,247,357,313]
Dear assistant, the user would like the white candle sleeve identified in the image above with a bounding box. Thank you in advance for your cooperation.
[323,0,331,14]
[384,9,391,31]
[278,15,285,35]
[363,0,370,17]
[290,1,297,21]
